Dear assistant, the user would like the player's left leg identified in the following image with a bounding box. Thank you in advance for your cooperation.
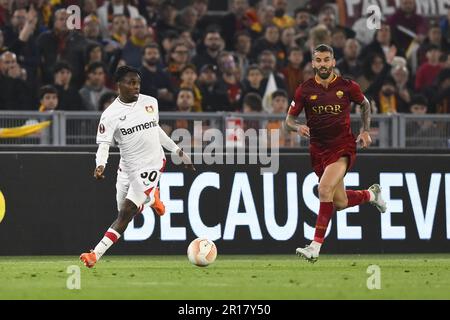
[333,179,386,213]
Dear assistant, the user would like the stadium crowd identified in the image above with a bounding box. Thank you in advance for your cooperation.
[0,0,449,120]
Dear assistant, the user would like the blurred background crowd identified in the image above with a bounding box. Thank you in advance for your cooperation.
[0,0,449,120]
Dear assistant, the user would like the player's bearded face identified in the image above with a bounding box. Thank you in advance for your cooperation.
[313,64,334,79]
[312,52,335,80]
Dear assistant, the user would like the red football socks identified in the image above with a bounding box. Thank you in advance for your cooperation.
[314,202,334,244]
[345,190,370,208]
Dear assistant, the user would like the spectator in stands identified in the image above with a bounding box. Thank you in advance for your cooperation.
[266,89,295,146]
[440,6,450,44]
[234,31,252,80]
[139,43,175,110]
[241,64,264,99]
[79,62,114,111]
[81,0,98,19]
[257,4,275,30]
[221,0,249,50]
[0,50,33,110]
[52,61,83,111]
[3,6,39,84]
[302,62,314,81]
[303,24,331,65]
[217,51,242,111]
[192,0,212,35]
[99,91,119,111]
[192,27,223,70]
[434,69,450,114]
[405,95,443,147]
[176,87,195,113]
[38,85,58,112]
[280,26,297,60]
[0,0,8,28]
[137,0,160,28]
[155,0,180,40]
[85,42,105,65]
[330,26,347,61]
[159,29,178,59]
[83,14,103,44]
[336,39,362,80]
[0,29,7,54]
[417,21,449,66]
[258,50,286,91]
[178,6,200,42]
[179,30,197,58]
[318,4,355,39]
[387,0,427,50]
[391,60,413,107]
[281,47,303,99]
[166,41,191,88]
[373,77,408,114]
[97,0,139,37]
[293,7,311,49]
[251,24,284,65]
[197,64,229,112]
[272,0,294,29]
[243,92,262,113]
[179,64,202,112]
[121,16,153,68]
[359,22,399,64]
[357,52,389,94]
[242,92,263,130]
[415,45,443,92]
[37,9,87,87]
[108,14,129,49]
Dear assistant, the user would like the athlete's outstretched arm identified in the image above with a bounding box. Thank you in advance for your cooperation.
[285,115,310,138]
[356,96,372,148]
[158,126,180,153]
[94,143,110,179]
[359,96,371,132]
[158,127,195,171]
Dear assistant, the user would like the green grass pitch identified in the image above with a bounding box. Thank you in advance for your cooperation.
[0,255,449,299]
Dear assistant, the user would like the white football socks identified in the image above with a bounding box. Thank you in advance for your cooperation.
[310,241,322,253]
[93,228,121,260]
[368,189,375,202]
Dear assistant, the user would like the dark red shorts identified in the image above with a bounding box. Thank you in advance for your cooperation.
[309,142,356,180]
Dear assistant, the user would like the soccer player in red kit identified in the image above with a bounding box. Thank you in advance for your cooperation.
[285,44,386,263]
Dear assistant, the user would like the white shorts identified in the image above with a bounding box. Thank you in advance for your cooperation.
[115,161,165,211]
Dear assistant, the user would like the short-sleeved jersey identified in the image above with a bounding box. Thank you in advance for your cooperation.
[288,75,365,149]
[96,94,164,174]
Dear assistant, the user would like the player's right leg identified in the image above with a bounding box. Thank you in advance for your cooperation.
[296,157,348,263]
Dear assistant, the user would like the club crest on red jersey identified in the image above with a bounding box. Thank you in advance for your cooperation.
[336,90,344,99]
[310,95,318,100]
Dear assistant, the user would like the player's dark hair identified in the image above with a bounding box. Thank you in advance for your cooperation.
[313,44,334,57]
[114,65,141,83]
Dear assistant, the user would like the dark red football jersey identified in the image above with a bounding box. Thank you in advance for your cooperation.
[288,75,365,149]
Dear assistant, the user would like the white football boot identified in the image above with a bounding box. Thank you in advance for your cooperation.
[368,184,387,213]
[296,245,319,263]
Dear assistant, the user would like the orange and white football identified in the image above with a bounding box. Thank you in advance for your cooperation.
[187,238,217,267]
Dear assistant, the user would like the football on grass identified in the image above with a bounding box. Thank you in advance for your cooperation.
[187,238,217,267]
